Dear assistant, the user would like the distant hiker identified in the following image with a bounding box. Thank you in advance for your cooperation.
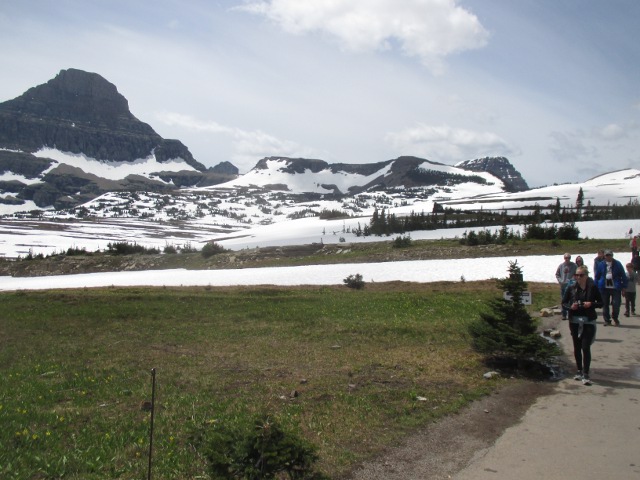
[563,266,603,386]
[556,253,578,320]
[632,251,640,274]
[631,235,638,256]
[594,250,628,326]
[593,249,605,276]
[624,263,638,317]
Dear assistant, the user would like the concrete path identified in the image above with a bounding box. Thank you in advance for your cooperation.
[455,314,640,480]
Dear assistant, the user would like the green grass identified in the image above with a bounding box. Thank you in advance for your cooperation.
[0,281,558,479]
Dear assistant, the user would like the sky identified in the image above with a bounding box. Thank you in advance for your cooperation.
[0,1,639,188]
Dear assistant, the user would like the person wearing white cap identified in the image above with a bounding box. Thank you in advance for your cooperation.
[594,250,628,326]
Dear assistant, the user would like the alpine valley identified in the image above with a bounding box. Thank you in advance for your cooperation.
[0,69,638,259]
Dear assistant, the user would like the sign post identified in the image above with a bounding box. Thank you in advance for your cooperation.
[503,291,532,305]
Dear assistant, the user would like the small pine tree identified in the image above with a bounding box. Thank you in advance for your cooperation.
[468,261,559,367]
[201,414,327,480]
[576,187,584,218]
[202,241,226,258]
[343,273,365,289]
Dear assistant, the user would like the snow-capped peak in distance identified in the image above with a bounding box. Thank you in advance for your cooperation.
[213,155,507,196]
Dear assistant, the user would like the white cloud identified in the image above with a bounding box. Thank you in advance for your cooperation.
[548,130,594,163]
[157,112,321,170]
[385,123,513,162]
[595,121,640,142]
[157,112,236,135]
[237,0,489,73]
[596,123,628,141]
[550,120,639,166]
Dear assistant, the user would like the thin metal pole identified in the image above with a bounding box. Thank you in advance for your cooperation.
[147,368,156,480]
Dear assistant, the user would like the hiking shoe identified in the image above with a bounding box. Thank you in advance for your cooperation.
[624,312,630,317]
[582,376,592,386]
[603,322,612,326]
[573,372,583,381]
[614,320,620,326]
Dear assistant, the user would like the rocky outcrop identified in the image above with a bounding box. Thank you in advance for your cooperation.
[0,68,205,170]
[456,157,529,192]
[210,161,239,176]
[0,69,239,210]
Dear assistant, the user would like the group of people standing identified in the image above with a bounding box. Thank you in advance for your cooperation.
[555,249,639,386]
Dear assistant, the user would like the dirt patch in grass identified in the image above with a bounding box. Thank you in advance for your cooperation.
[346,310,563,479]
[347,379,555,480]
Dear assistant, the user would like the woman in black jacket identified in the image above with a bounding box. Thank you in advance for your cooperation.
[562,266,604,385]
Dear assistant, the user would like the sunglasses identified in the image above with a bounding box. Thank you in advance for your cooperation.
[575,274,586,277]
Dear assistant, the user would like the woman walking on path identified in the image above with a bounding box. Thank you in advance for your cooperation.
[563,266,603,385]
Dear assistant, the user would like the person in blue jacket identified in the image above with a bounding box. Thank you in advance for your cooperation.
[594,250,628,326]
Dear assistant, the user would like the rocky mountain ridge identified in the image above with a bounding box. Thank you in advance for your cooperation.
[1,68,527,213]
[0,68,204,168]
[0,69,238,210]
[456,157,529,192]
[221,154,526,197]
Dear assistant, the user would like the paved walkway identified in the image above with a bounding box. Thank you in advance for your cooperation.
[455,314,640,480]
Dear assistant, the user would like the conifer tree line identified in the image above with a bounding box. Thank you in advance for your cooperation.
[358,191,639,241]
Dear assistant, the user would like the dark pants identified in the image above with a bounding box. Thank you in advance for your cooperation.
[625,292,637,314]
[560,283,570,318]
[600,288,622,323]
[569,322,596,374]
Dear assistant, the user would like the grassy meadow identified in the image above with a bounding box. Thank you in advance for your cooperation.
[0,281,558,479]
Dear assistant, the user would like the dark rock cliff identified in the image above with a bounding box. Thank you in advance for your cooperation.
[0,68,205,170]
[0,69,239,210]
[456,157,529,192]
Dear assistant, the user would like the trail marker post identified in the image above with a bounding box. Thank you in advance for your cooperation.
[147,368,157,480]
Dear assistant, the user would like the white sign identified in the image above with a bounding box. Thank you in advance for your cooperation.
[503,291,532,305]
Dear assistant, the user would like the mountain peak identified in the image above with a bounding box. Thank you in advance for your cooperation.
[456,156,529,192]
[0,68,204,169]
[3,68,139,130]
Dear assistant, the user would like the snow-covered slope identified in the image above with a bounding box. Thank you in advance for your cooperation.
[32,147,199,181]
[218,158,392,194]
[438,169,640,210]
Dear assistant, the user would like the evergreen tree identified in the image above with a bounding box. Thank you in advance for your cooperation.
[550,198,561,222]
[576,187,584,219]
[468,261,559,367]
